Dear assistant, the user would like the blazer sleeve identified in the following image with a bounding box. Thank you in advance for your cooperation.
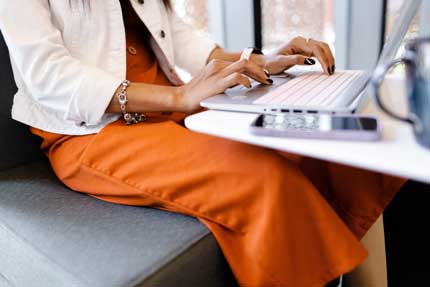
[0,0,123,126]
[169,11,218,76]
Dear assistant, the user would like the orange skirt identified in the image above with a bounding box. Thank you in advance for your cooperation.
[31,116,404,287]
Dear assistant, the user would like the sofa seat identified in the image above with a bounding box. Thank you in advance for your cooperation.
[0,160,236,287]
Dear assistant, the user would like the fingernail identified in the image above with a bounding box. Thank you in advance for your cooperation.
[305,58,316,65]
[267,78,273,84]
[332,65,336,73]
[265,71,270,77]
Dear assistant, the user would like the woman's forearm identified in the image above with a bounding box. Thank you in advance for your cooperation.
[107,48,241,114]
[208,47,240,62]
[106,47,271,115]
[106,82,183,114]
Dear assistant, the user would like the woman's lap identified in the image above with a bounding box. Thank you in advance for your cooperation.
[41,118,407,285]
[46,118,403,237]
[47,119,320,231]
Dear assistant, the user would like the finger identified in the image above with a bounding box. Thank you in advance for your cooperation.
[279,55,316,68]
[190,65,209,84]
[312,44,331,75]
[298,36,313,57]
[222,72,252,90]
[205,59,231,77]
[220,59,271,85]
[314,41,335,74]
[242,60,273,85]
[321,44,336,74]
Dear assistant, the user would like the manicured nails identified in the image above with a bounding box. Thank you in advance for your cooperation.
[264,69,273,85]
[304,58,316,65]
[328,65,336,75]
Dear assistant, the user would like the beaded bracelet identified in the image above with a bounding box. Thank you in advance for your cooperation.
[118,80,146,125]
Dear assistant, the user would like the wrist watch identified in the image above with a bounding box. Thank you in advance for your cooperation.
[240,47,264,61]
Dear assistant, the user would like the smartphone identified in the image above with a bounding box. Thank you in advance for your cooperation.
[250,113,381,141]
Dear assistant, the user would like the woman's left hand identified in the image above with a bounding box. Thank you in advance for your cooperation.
[254,36,336,76]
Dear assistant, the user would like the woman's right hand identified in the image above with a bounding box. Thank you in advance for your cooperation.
[176,59,272,113]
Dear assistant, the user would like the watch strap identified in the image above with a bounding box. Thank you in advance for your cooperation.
[240,47,263,61]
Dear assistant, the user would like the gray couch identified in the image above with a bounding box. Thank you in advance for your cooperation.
[0,31,236,287]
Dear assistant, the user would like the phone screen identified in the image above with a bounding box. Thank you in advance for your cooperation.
[257,114,378,132]
[331,116,378,131]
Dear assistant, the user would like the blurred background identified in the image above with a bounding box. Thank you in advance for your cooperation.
[172,0,428,73]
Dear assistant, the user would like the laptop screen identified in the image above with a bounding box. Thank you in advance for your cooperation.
[377,0,422,66]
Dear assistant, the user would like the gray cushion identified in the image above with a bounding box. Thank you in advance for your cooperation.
[0,161,236,287]
[0,30,43,171]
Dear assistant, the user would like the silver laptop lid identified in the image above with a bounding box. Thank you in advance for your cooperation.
[377,0,423,67]
[354,0,421,111]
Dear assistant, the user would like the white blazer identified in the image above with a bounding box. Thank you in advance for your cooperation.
[0,0,216,135]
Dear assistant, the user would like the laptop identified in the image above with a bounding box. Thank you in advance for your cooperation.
[201,0,421,115]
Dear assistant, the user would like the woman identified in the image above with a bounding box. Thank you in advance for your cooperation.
[0,0,403,286]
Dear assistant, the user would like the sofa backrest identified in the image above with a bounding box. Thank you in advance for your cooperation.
[0,31,43,171]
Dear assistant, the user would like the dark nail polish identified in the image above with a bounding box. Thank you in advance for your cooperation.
[332,65,336,73]
[305,58,316,65]
[267,78,273,84]
[265,71,270,77]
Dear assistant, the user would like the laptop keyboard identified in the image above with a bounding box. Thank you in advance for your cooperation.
[253,70,364,107]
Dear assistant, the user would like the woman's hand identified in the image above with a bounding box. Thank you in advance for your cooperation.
[254,36,335,76]
[176,59,272,113]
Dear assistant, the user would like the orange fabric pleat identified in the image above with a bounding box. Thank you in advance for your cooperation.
[29,1,406,286]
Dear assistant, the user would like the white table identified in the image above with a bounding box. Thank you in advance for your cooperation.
[185,78,430,183]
